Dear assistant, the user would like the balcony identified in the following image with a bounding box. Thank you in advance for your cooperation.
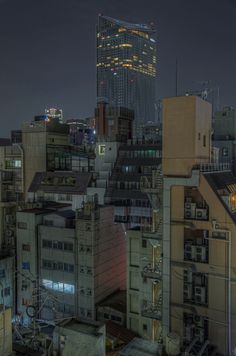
[142,263,162,281]
[140,171,162,194]
[141,299,162,320]
[141,220,163,241]
[193,162,231,173]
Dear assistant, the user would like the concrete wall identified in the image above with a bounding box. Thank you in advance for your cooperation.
[163,96,211,176]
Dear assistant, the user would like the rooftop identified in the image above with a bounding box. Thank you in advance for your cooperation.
[106,321,138,344]
[99,15,155,33]
[98,289,126,314]
[56,318,104,336]
[119,337,161,356]
[28,171,93,194]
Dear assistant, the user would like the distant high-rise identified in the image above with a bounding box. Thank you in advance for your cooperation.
[96,15,157,126]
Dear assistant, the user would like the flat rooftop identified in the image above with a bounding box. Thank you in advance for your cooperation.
[57,318,104,336]
[119,337,161,356]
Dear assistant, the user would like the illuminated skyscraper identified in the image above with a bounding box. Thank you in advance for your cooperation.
[97,15,157,126]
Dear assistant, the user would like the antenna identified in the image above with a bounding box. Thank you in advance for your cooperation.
[175,59,178,96]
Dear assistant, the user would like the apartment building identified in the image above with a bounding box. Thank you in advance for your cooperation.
[16,196,126,324]
[162,96,236,355]
[27,171,104,209]
[106,141,162,229]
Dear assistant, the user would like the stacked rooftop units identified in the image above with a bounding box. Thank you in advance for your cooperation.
[105,142,162,229]
[161,96,236,355]
[16,196,126,324]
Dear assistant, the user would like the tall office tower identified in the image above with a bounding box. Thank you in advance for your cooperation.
[96,15,157,128]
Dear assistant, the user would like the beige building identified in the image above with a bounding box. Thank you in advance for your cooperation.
[162,96,236,355]
[127,95,236,355]
[0,306,12,356]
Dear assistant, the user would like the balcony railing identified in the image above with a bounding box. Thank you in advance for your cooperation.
[141,299,162,320]
[193,162,231,173]
[142,263,162,280]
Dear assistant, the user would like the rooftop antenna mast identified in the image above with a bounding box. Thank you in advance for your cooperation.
[175,59,178,96]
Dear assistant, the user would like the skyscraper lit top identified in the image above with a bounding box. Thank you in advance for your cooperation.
[96,15,157,126]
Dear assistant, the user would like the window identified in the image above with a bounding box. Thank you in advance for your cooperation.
[42,239,52,248]
[0,269,5,278]
[64,263,74,273]
[143,324,147,331]
[142,240,147,248]
[86,245,92,254]
[45,220,53,226]
[42,260,52,270]
[22,244,30,252]
[64,242,73,252]
[87,267,92,275]
[222,147,228,157]
[22,262,30,270]
[14,160,22,168]
[17,222,27,229]
[80,266,85,273]
[64,283,75,294]
[79,244,84,252]
[104,313,109,319]
[87,309,92,318]
[87,288,92,296]
[203,135,206,147]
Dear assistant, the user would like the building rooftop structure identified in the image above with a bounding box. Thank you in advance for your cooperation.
[56,317,104,336]
[98,289,126,314]
[119,337,161,356]
[28,171,94,195]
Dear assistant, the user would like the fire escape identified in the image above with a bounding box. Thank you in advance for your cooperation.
[140,169,163,343]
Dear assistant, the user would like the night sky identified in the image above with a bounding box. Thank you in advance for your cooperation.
[0,0,235,136]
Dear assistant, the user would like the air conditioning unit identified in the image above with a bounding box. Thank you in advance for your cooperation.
[184,284,192,300]
[185,203,196,219]
[196,208,208,220]
[185,197,192,203]
[195,246,206,262]
[184,244,195,260]
[212,220,220,230]
[194,286,206,304]
[195,327,205,343]
[184,270,193,283]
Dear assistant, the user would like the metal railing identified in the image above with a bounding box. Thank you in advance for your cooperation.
[193,162,231,173]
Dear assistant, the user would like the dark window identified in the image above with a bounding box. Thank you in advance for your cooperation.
[22,244,30,252]
[104,313,109,319]
[22,262,30,270]
[0,269,5,278]
[18,222,27,229]
[64,242,73,252]
[143,324,147,331]
[203,135,206,147]
[42,239,52,249]
[142,240,147,248]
